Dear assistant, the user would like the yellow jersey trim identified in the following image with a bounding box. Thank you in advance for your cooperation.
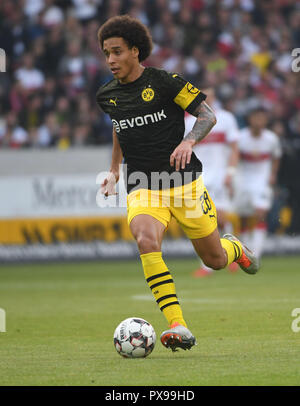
[173,82,201,110]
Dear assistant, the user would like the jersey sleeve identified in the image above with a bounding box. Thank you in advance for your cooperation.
[271,133,282,159]
[224,111,240,143]
[159,70,207,114]
[96,86,110,114]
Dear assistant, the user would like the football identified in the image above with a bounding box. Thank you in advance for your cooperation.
[113,317,156,358]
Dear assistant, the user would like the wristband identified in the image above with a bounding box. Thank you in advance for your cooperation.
[226,166,237,176]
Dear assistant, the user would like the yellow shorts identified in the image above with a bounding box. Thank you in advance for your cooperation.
[127,176,218,239]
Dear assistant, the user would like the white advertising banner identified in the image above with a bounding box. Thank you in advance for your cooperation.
[0,173,127,219]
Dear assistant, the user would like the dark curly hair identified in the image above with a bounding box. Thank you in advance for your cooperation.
[97,15,153,62]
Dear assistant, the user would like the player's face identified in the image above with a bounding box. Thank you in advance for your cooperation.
[103,37,140,84]
[249,111,268,132]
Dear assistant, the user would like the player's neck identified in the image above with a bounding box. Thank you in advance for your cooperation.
[119,65,145,84]
[251,128,262,137]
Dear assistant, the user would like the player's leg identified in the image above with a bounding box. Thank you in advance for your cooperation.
[193,182,236,276]
[239,215,253,250]
[130,213,165,255]
[193,182,218,276]
[127,189,196,351]
[173,178,260,273]
[193,212,225,277]
[130,214,196,351]
[172,179,241,269]
[191,226,260,274]
[249,185,272,259]
[251,208,268,259]
[160,179,259,351]
[232,187,259,268]
[193,208,232,277]
[129,213,188,329]
[215,209,240,273]
[191,227,238,270]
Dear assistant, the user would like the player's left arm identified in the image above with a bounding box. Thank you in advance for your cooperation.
[170,102,217,171]
[224,141,239,195]
[269,134,282,186]
[269,157,280,186]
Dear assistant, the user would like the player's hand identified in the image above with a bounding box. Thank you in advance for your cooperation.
[224,166,237,198]
[101,171,119,197]
[269,173,277,186]
[224,173,234,198]
[170,139,195,171]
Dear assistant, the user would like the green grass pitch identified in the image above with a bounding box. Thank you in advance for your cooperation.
[0,256,300,386]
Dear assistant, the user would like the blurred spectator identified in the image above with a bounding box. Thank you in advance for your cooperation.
[24,0,45,20]
[75,94,92,124]
[55,96,73,124]
[105,0,122,20]
[2,111,29,148]
[41,76,61,112]
[0,0,299,232]
[128,0,150,26]
[42,0,65,27]
[19,93,44,130]
[0,0,298,150]
[54,121,72,149]
[36,111,59,147]
[44,25,66,75]
[73,123,91,146]
[15,53,45,92]
[71,0,102,24]
[58,39,86,93]
[9,81,27,114]
[0,5,29,63]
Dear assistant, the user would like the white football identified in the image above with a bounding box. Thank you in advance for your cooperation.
[113,317,156,358]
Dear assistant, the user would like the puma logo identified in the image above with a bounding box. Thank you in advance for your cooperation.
[109,98,117,106]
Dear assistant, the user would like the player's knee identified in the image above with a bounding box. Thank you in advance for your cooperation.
[135,232,160,254]
[203,254,226,270]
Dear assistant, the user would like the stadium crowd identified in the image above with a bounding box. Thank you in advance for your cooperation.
[0,0,299,231]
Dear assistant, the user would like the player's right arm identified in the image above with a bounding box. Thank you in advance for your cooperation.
[184,101,217,144]
[269,156,280,186]
[269,132,282,186]
[161,71,216,170]
[224,141,239,197]
[170,102,216,170]
[101,128,123,196]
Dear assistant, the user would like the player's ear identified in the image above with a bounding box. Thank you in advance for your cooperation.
[131,46,139,60]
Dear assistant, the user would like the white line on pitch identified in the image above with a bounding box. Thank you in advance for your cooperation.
[131,295,298,304]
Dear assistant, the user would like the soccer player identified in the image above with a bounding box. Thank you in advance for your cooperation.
[96,15,259,352]
[234,108,282,260]
[184,87,240,277]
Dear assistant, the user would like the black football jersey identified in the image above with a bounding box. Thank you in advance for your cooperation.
[96,67,206,192]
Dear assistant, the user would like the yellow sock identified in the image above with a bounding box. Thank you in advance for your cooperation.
[140,252,187,328]
[221,238,243,266]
